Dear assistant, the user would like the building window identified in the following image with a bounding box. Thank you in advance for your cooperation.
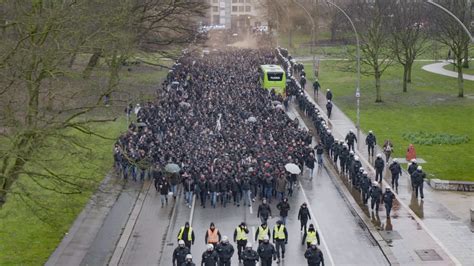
[246,0,251,2]
[213,15,219,24]
[232,0,237,2]
[212,6,218,12]
[245,6,251,12]
[239,6,244,12]
[213,0,218,3]
[239,0,244,3]
[232,6,238,12]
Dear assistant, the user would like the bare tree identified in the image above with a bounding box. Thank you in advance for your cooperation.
[350,0,393,102]
[387,0,429,92]
[428,0,471,98]
[0,0,206,208]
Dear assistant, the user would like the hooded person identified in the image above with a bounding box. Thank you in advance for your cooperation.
[272,220,288,263]
[177,222,195,250]
[205,222,221,247]
[298,202,312,232]
[255,222,271,244]
[302,224,321,248]
[234,222,249,262]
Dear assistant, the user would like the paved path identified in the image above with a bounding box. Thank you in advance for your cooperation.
[422,61,474,81]
[304,84,472,265]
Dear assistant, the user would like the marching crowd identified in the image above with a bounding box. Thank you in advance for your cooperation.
[112,46,429,265]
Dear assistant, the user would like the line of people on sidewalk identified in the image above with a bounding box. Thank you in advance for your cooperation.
[173,214,324,266]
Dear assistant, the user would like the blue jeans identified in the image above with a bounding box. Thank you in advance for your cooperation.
[242,190,251,206]
[264,187,273,201]
[317,154,323,166]
[170,185,177,197]
[210,192,217,208]
[277,192,285,202]
[280,216,287,225]
[185,191,193,205]
[160,194,167,205]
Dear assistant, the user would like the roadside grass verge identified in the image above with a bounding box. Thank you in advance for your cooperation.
[303,60,474,181]
[0,118,126,265]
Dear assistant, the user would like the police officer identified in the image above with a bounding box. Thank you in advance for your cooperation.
[178,222,195,250]
[302,224,320,248]
[241,242,259,266]
[412,166,426,199]
[272,220,288,263]
[350,156,362,186]
[258,235,276,266]
[255,222,271,244]
[182,254,196,266]
[326,100,333,118]
[201,244,218,266]
[369,181,383,212]
[298,202,312,232]
[326,88,333,101]
[313,79,320,98]
[360,171,371,204]
[365,130,377,157]
[205,222,221,248]
[374,154,385,183]
[389,159,402,192]
[408,159,418,190]
[257,198,272,224]
[304,241,325,266]
[382,186,395,218]
[339,144,349,174]
[345,129,357,152]
[216,236,234,266]
[173,240,190,266]
[233,222,249,262]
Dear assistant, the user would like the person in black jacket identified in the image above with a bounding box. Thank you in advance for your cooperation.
[382,186,395,218]
[326,89,332,101]
[198,175,208,208]
[298,202,311,232]
[374,154,385,183]
[257,199,272,224]
[360,171,371,204]
[201,244,218,266]
[304,241,324,266]
[412,166,426,199]
[408,159,418,190]
[157,176,170,207]
[365,130,377,157]
[326,100,333,118]
[389,159,402,192]
[241,242,259,266]
[345,129,357,152]
[369,182,383,212]
[276,197,290,225]
[173,240,190,266]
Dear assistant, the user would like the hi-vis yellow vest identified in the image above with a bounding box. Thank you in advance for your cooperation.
[178,227,193,240]
[236,227,248,240]
[274,225,286,240]
[306,230,316,243]
[258,226,269,240]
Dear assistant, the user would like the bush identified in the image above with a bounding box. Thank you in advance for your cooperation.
[402,131,470,145]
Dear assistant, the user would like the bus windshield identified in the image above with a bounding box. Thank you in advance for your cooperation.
[267,72,284,81]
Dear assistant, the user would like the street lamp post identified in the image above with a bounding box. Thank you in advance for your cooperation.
[325,1,361,143]
[427,0,474,43]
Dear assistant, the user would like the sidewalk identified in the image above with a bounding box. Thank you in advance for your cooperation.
[300,86,473,265]
[422,61,474,81]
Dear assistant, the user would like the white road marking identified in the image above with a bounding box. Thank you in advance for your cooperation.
[298,180,336,266]
[189,195,196,226]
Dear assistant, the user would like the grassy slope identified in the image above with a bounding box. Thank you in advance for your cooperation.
[303,60,474,181]
[0,59,167,265]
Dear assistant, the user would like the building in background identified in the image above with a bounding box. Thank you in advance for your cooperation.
[205,0,267,31]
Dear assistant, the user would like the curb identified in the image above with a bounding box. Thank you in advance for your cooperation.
[45,172,122,266]
[109,180,152,265]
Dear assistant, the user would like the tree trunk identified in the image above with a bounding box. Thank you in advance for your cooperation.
[82,50,102,79]
[462,43,469,68]
[403,64,409,92]
[407,61,413,83]
[456,60,464,98]
[375,71,382,102]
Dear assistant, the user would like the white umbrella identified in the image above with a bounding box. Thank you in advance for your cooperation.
[247,116,257,123]
[275,104,284,110]
[165,163,181,173]
[285,163,301,174]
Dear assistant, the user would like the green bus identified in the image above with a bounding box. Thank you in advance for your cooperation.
[259,64,286,95]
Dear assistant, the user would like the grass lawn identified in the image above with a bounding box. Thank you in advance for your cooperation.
[0,56,167,265]
[442,63,474,76]
[0,118,126,265]
[303,60,474,181]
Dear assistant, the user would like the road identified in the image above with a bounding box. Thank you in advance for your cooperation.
[112,105,388,266]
